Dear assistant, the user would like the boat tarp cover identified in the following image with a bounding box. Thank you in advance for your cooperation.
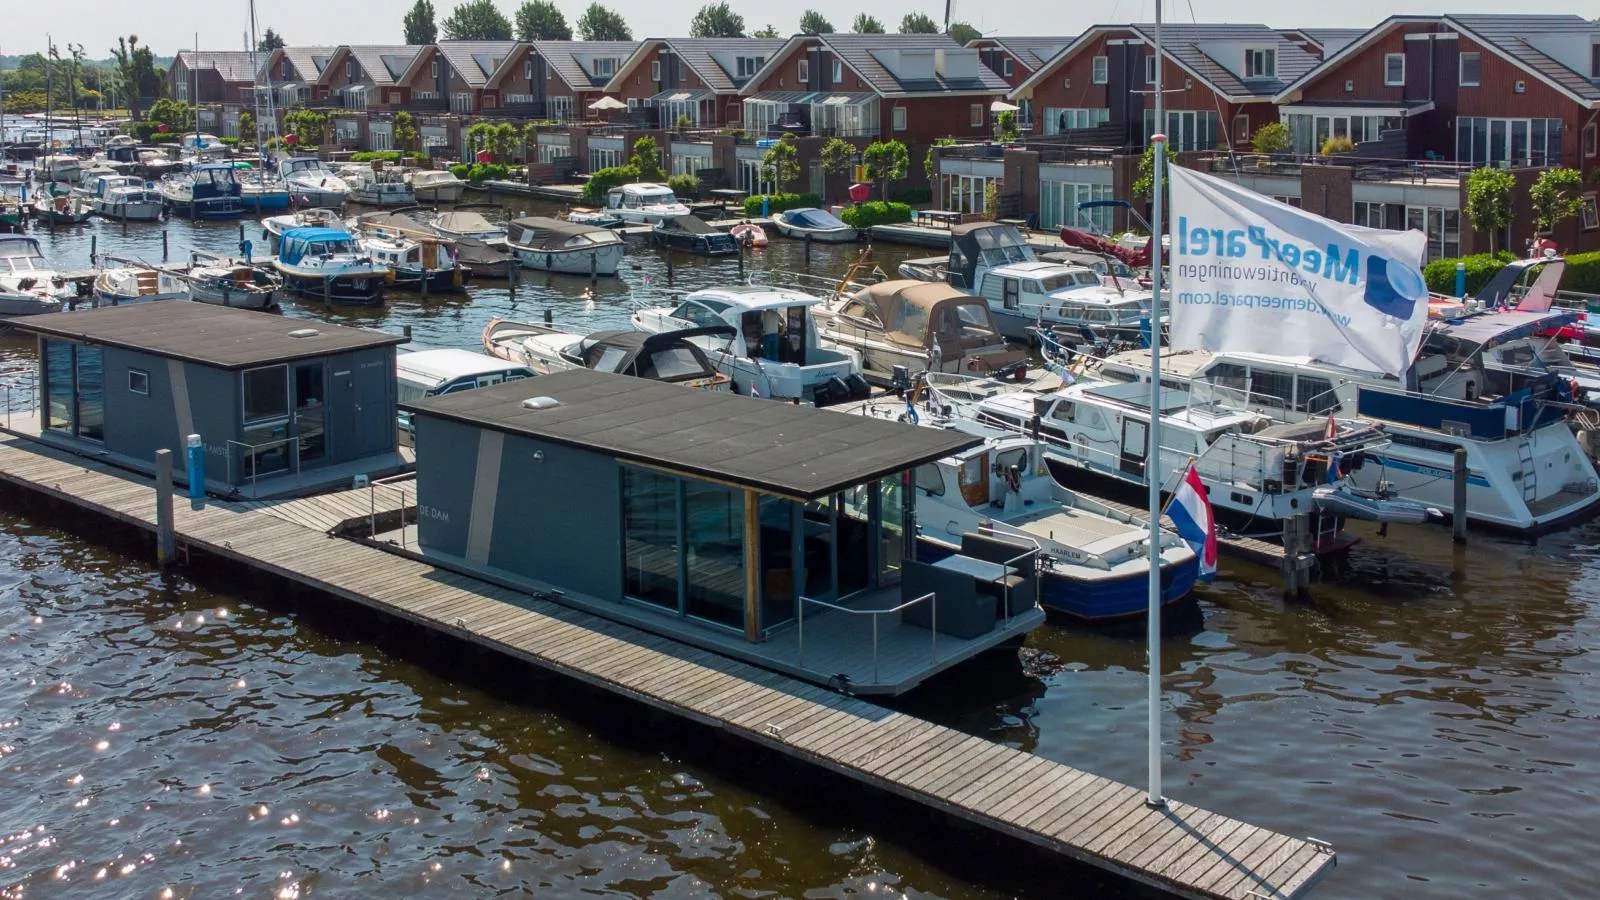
[507,216,608,249]
[1429,310,1579,346]
[436,210,498,234]
[279,226,353,264]
[782,208,847,229]
[849,280,997,350]
[656,215,717,235]
[1058,226,1152,268]
[576,326,734,381]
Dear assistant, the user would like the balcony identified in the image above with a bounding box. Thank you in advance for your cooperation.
[404,97,448,113]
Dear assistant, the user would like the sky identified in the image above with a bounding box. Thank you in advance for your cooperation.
[6,0,1598,57]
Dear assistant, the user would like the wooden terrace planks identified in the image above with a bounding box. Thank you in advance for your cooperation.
[0,433,1335,900]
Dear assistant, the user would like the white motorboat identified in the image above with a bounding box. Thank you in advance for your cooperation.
[345,167,416,206]
[34,154,82,185]
[270,225,389,305]
[177,251,281,309]
[632,285,868,405]
[358,232,468,293]
[159,163,245,219]
[504,217,623,275]
[92,262,189,306]
[408,169,465,203]
[969,259,1154,344]
[0,234,71,317]
[812,279,1028,386]
[278,157,349,207]
[772,207,857,243]
[431,209,508,247]
[602,182,689,226]
[567,207,623,228]
[482,318,732,390]
[80,174,163,221]
[261,207,345,253]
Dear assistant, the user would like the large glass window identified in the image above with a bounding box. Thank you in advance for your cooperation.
[878,475,906,586]
[1042,107,1108,136]
[75,346,103,443]
[43,339,73,433]
[758,496,798,632]
[1039,180,1113,232]
[242,365,288,424]
[622,467,680,610]
[683,482,744,628]
[1143,109,1217,151]
[1457,117,1563,167]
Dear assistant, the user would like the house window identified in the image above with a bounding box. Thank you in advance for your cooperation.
[651,60,661,81]
[1384,53,1404,87]
[893,106,907,131]
[1092,55,1108,84]
[1583,194,1599,231]
[128,369,149,395]
[594,57,617,77]
[833,59,843,82]
[971,103,983,127]
[1002,57,1013,78]
[1042,107,1108,135]
[1456,116,1565,167]
[735,56,764,78]
[1352,200,1386,229]
[1459,52,1480,87]
[1245,48,1275,78]
[799,58,809,82]
[525,60,533,79]
[1145,55,1156,85]
[1232,114,1249,143]
[242,365,289,424]
[1586,123,1597,158]
[1405,206,1461,262]
[431,60,439,78]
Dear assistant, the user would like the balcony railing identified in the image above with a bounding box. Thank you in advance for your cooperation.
[1199,152,1472,184]
[404,97,448,113]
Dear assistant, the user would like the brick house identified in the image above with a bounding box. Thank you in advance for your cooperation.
[1276,29,1366,61]
[318,46,423,112]
[166,51,260,105]
[605,38,787,129]
[482,41,640,121]
[967,36,1079,97]
[1010,24,1317,151]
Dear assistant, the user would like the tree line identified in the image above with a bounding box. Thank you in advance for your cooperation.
[402,0,982,43]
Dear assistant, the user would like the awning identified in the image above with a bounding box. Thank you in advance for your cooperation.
[648,88,715,105]
[744,91,813,105]
[1281,102,1433,118]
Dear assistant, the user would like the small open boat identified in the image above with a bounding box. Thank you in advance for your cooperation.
[1314,484,1441,525]
[178,250,282,309]
[773,207,856,243]
[729,222,768,248]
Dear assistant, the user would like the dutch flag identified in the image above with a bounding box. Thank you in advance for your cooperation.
[1167,464,1218,582]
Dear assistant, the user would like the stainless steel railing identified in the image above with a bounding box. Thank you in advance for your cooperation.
[796,590,937,685]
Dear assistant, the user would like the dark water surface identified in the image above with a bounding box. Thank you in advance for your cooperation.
[1,209,1597,899]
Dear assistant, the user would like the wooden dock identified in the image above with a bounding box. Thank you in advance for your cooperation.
[0,432,1335,900]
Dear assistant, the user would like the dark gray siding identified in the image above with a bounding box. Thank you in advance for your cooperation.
[185,363,242,482]
[485,433,620,602]
[414,415,481,558]
[102,348,182,470]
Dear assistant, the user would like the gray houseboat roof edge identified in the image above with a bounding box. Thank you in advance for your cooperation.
[403,369,982,500]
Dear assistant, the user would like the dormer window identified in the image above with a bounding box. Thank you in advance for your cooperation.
[736,56,765,78]
[832,59,842,82]
[431,60,439,78]
[594,57,617,77]
[1145,55,1156,85]
[651,60,661,81]
[1245,48,1275,78]
[1384,53,1404,87]
[1002,57,1012,78]
[799,58,810,82]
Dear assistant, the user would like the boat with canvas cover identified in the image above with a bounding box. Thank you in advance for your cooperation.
[504,217,624,275]
[812,279,1028,386]
[270,225,389,305]
[773,207,856,243]
[482,318,732,390]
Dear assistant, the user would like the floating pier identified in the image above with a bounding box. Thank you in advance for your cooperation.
[0,429,1335,900]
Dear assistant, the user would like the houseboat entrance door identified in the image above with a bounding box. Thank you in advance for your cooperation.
[1120,417,1147,477]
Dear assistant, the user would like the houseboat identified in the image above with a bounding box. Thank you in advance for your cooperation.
[812,280,1026,386]
[504,217,624,276]
[772,207,857,243]
[482,318,733,390]
[400,367,1046,695]
[395,348,534,443]
[632,285,868,405]
[603,182,689,226]
[0,234,71,317]
[159,163,245,219]
[651,215,738,256]
[80,174,163,221]
[271,226,389,305]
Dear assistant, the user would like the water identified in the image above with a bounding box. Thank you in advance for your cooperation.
[3,210,1599,899]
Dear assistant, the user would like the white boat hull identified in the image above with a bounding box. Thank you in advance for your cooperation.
[413,183,465,203]
[91,197,163,221]
[773,219,857,243]
[509,242,624,276]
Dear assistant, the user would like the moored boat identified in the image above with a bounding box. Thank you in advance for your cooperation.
[92,262,188,306]
[0,234,71,317]
[482,317,733,390]
[81,174,163,221]
[651,215,738,256]
[773,207,857,243]
[505,217,624,275]
[270,225,389,305]
[278,157,349,207]
[177,251,281,309]
[407,169,466,203]
[812,279,1028,386]
[160,163,245,219]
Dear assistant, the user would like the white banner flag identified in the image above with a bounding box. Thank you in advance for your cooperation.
[1166,165,1429,378]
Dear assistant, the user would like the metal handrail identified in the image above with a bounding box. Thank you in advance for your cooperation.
[2,371,39,430]
[225,434,301,492]
[367,473,416,547]
[796,590,937,685]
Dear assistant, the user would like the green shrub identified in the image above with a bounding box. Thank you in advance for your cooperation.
[666,172,700,199]
[1558,250,1600,296]
[582,165,640,204]
[1320,135,1356,156]
[889,186,931,205]
[839,201,912,229]
[148,132,181,143]
[448,162,511,182]
[351,150,404,163]
[219,137,241,146]
[1422,252,1516,295]
[742,192,822,217]
[128,120,160,141]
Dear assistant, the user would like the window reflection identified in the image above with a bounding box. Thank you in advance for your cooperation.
[684,481,744,628]
[622,467,679,610]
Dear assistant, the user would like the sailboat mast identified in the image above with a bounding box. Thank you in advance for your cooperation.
[1145,0,1167,810]
[193,32,201,148]
[44,35,53,156]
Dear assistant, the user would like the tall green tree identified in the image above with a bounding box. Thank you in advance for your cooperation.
[1530,166,1584,238]
[394,111,420,151]
[862,139,908,200]
[799,10,834,34]
[576,3,632,40]
[898,12,938,34]
[1464,167,1515,255]
[947,21,980,44]
[818,137,855,204]
[257,28,286,51]
[689,2,745,38]
[760,132,800,194]
[752,24,781,38]
[630,135,666,182]
[404,0,439,44]
[110,35,161,118]
[515,0,572,39]
[441,0,513,40]
[852,13,885,33]
[284,108,327,145]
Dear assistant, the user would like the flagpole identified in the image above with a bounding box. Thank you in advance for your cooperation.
[1146,0,1167,810]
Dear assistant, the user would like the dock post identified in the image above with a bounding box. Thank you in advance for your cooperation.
[1452,448,1468,544]
[667,249,674,284]
[155,449,175,567]
[162,230,169,260]
[738,240,745,281]
[508,262,518,299]
[122,214,128,236]
[1281,514,1312,599]
[185,434,205,503]
[543,308,553,324]
[238,222,245,245]
[590,251,597,283]
[805,234,813,265]
[90,235,97,265]
[403,325,413,342]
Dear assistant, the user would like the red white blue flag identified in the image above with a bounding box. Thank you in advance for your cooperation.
[1167,464,1218,581]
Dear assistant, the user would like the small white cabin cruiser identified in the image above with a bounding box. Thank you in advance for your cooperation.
[271,225,389,305]
[278,157,350,207]
[407,169,466,203]
[0,235,72,317]
[92,262,188,306]
[80,174,163,221]
[603,182,689,225]
[395,348,534,442]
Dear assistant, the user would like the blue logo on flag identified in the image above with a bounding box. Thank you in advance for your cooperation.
[1363,254,1426,318]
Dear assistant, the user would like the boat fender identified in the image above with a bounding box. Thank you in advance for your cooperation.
[846,373,871,400]
[824,376,850,405]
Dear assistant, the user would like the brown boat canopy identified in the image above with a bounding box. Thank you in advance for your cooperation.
[841,280,1001,350]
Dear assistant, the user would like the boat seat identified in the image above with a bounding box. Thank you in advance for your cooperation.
[900,560,995,639]
[960,532,1039,616]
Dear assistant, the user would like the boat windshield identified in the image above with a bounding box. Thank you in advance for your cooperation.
[640,348,709,381]
[0,240,44,263]
[626,188,676,207]
[309,239,357,255]
[1037,270,1101,291]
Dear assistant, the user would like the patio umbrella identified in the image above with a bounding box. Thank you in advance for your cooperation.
[588,96,628,110]
[989,100,1020,112]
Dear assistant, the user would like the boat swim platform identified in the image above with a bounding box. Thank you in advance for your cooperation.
[0,432,1335,900]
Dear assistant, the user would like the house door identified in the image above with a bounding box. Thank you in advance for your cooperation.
[353,366,394,457]
[1120,417,1147,477]
[329,367,356,460]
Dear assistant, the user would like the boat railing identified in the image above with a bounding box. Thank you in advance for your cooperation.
[750,268,879,297]
[225,434,302,494]
[1,369,38,429]
[796,590,938,685]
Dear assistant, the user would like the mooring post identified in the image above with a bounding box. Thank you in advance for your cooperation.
[238,222,245,245]
[1452,448,1468,544]
[89,235,97,265]
[162,230,169,261]
[155,449,175,567]
[805,233,813,265]
[590,251,597,283]
[667,249,674,284]
[738,239,745,281]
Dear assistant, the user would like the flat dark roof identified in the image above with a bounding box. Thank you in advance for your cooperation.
[15,302,406,369]
[403,369,983,500]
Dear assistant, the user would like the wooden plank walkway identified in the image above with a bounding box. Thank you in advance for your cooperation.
[0,432,1335,900]
[240,480,415,535]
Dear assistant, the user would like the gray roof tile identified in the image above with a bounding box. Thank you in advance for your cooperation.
[820,33,1010,95]
[1446,14,1600,102]
[661,37,788,92]
[176,50,261,84]
[436,40,520,87]
[344,45,422,85]
[531,40,640,90]
[1127,23,1318,99]
[985,36,1078,71]
[279,46,338,84]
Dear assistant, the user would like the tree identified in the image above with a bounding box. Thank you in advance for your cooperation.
[1464,167,1515,255]
[404,0,439,44]
[1251,121,1290,155]
[630,135,665,182]
[441,0,514,40]
[862,139,909,200]
[799,10,834,34]
[753,25,781,38]
[1132,141,1178,207]
[469,121,520,160]
[690,2,745,38]
[899,12,938,34]
[947,21,980,44]
[238,111,255,144]
[852,13,885,33]
[515,0,572,39]
[1530,166,1584,238]
[924,136,953,179]
[148,98,195,131]
[257,28,286,51]
[760,133,801,194]
[394,111,420,152]
[576,3,632,40]
[283,108,327,146]
[993,110,1018,143]
[819,137,855,204]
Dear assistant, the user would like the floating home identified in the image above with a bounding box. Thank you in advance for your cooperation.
[403,369,1047,694]
[12,303,408,498]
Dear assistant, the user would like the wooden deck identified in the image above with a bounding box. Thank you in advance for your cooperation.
[240,479,415,535]
[0,432,1336,900]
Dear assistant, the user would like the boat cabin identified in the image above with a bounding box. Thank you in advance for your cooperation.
[943,221,1033,291]
[974,260,1150,340]
[13,303,408,499]
[607,183,679,210]
[402,368,1044,694]
[278,227,361,263]
[650,286,830,366]
[395,348,534,442]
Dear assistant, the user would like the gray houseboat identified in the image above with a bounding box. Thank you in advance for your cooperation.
[403,369,1047,694]
[14,303,408,498]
